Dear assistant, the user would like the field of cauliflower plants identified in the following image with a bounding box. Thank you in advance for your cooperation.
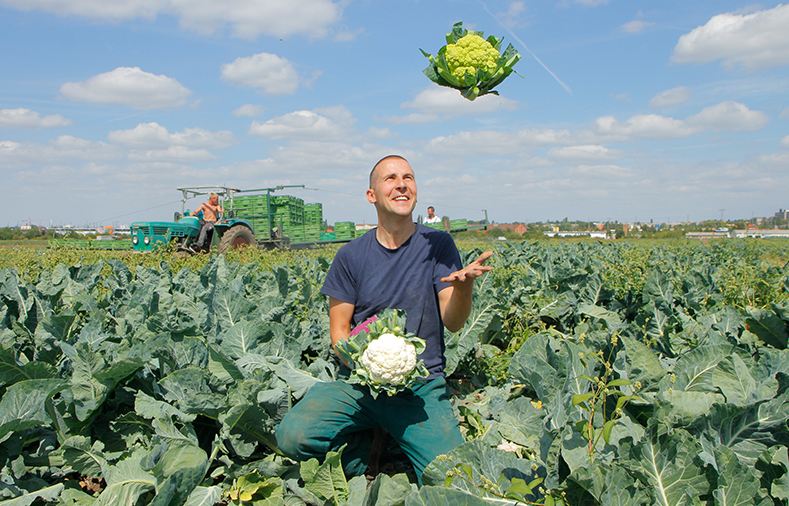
[1,239,789,506]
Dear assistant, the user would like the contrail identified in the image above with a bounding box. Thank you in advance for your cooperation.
[478,0,573,95]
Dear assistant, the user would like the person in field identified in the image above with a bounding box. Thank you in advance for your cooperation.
[275,155,492,482]
[424,205,442,224]
[190,192,224,248]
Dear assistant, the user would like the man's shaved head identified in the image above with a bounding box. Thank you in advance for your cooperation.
[370,155,409,188]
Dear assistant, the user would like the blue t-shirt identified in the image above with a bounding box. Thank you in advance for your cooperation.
[321,224,462,378]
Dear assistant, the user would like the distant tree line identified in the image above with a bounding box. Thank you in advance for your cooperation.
[0,227,83,241]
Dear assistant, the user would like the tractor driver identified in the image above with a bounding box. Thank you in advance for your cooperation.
[190,192,224,248]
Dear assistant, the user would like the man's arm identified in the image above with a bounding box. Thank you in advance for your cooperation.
[328,297,355,363]
[190,203,206,216]
[438,251,493,333]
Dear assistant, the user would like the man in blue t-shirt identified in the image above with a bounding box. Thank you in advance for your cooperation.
[275,155,492,481]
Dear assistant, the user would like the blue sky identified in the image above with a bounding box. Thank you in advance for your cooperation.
[2,0,788,228]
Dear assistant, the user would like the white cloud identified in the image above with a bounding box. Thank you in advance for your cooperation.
[649,86,692,108]
[0,136,122,170]
[248,106,354,140]
[685,101,768,132]
[108,122,236,149]
[381,113,440,125]
[425,131,525,157]
[781,135,789,149]
[366,127,397,139]
[233,104,264,117]
[127,146,217,162]
[221,53,298,96]
[571,164,635,178]
[594,114,697,140]
[1,0,342,39]
[499,1,527,29]
[392,87,519,122]
[0,108,71,129]
[334,28,363,42]
[60,67,191,109]
[672,4,789,70]
[621,20,654,33]
[781,107,789,120]
[547,145,623,163]
[613,93,631,101]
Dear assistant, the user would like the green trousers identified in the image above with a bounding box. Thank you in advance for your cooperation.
[275,376,463,481]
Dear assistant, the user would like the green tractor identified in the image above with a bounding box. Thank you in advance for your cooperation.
[130,185,302,254]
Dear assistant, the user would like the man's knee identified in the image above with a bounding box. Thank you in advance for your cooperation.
[275,410,314,460]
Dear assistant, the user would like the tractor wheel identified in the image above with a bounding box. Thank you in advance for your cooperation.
[218,226,255,254]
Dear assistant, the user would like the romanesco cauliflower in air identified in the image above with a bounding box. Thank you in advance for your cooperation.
[445,34,500,81]
[421,22,521,101]
[359,333,418,385]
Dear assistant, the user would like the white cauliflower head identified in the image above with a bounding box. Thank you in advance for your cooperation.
[359,333,418,385]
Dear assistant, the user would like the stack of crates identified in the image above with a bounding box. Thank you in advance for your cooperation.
[232,194,271,234]
[303,202,324,242]
[334,221,356,240]
[304,203,323,225]
[272,195,304,227]
[425,222,444,230]
[282,224,305,243]
[449,219,467,230]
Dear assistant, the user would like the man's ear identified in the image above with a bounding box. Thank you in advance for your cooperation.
[366,188,377,204]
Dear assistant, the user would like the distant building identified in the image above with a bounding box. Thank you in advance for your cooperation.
[776,209,789,220]
[489,223,529,235]
[543,230,610,239]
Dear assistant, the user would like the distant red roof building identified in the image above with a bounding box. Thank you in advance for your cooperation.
[489,223,529,235]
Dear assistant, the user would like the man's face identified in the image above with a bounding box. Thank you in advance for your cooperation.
[210,196,218,205]
[367,157,417,218]
[427,207,435,218]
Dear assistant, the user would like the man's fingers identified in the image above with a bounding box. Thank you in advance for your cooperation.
[477,250,494,264]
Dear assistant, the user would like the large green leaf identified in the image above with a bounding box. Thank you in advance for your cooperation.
[0,484,64,506]
[710,446,761,506]
[599,465,650,506]
[620,429,709,506]
[0,346,57,387]
[135,391,196,424]
[712,353,757,406]
[614,336,665,390]
[60,435,108,478]
[183,486,222,506]
[508,331,590,430]
[670,344,732,392]
[706,394,789,466]
[0,378,67,438]
[145,443,209,506]
[643,269,674,310]
[578,303,622,330]
[218,319,267,359]
[220,400,279,456]
[299,446,348,505]
[360,473,416,506]
[486,395,545,451]
[444,274,503,376]
[746,307,788,349]
[93,450,157,506]
[70,346,145,422]
[421,440,545,501]
[404,486,490,506]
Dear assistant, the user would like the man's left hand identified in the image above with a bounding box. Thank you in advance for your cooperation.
[441,250,493,285]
